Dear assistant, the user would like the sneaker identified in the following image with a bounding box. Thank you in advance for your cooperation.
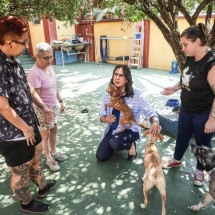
[52,152,68,161]
[20,199,50,213]
[194,169,204,186]
[162,157,182,169]
[38,180,56,199]
[46,159,60,172]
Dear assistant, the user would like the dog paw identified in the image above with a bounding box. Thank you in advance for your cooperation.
[141,203,147,209]
[188,205,200,212]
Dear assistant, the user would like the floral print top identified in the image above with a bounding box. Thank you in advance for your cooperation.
[0,50,36,141]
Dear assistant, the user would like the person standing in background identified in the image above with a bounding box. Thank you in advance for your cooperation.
[28,42,68,172]
[0,16,56,213]
[162,23,215,187]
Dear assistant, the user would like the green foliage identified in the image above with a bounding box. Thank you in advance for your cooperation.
[0,0,82,24]
[94,0,214,69]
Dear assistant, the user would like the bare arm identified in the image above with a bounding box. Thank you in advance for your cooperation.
[29,84,44,109]
[0,96,35,145]
[56,89,65,112]
[161,81,181,95]
[205,65,215,133]
[29,82,54,122]
[149,116,161,136]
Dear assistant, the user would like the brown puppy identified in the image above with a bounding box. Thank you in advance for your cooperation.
[141,130,166,215]
[106,84,143,130]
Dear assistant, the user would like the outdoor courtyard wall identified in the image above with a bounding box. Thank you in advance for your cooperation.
[29,20,75,56]
[149,17,210,71]
[55,20,76,40]
[28,21,45,56]
[94,21,135,65]
[28,16,213,70]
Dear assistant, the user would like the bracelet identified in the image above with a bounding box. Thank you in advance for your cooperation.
[59,100,63,103]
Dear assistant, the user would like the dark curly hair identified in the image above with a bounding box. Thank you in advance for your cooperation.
[0,16,27,45]
[110,65,134,98]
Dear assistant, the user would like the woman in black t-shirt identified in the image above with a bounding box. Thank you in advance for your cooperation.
[161,23,215,187]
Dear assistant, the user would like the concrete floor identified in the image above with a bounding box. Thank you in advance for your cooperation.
[0,62,214,215]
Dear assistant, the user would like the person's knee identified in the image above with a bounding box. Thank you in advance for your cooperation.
[96,151,110,161]
[109,137,119,150]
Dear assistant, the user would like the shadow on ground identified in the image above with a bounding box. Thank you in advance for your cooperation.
[0,62,214,215]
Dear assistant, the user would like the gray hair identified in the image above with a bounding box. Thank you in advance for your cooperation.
[35,42,53,56]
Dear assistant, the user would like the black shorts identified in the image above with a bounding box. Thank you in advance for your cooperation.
[0,125,42,167]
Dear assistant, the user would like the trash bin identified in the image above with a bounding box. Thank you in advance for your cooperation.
[169,60,178,74]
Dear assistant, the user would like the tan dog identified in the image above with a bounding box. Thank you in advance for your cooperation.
[141,130,166,215]
[106,84,143,130]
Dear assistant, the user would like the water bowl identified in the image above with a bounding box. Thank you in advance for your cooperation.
[166,99,179,107]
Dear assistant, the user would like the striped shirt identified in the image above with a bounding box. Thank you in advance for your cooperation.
[99,87,157,140]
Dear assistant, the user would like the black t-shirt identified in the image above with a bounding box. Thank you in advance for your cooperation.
[180,50,215,112]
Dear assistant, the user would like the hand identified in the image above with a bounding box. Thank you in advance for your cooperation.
[149,122,161,136]
[41,105,54,124]
[60,102,66,113]
[105,114,116,123]
[23,125,36,146]
[204,117,215,133]
[161,87,176,95]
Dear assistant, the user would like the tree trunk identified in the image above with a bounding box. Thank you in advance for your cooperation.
[122,0,214,71]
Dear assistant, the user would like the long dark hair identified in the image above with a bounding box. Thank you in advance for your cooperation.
[110,65,134,97]
[180,23,210,46]
[0,16,27,45]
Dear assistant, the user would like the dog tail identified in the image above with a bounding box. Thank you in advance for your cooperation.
[153,163,164,179]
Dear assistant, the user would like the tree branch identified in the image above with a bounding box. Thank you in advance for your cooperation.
[192,0,213,21]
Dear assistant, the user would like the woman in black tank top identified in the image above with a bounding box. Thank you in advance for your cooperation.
[161,23,215,187]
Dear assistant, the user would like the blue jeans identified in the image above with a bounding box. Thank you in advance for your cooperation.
[174,108,213,170]
[96,129,139,161]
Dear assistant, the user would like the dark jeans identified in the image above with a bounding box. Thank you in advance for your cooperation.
[174,108,213,170]
[96,129,139,161]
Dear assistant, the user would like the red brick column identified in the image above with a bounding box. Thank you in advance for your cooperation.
[75,22,95,62]
[143,20,150,68]
[43,17,58,44]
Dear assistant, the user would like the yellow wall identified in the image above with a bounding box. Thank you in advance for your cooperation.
[28,20,75,56]
[28,21,45,56]
[94,21,135,64]
[29,17,213,70]
[149,17,209,71]
[55,20,75,40]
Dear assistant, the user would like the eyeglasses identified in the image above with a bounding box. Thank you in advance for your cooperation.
[12,39,29,47]
[41,56,54,61]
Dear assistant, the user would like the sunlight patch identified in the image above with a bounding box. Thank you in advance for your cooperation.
[77,78,109,94]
